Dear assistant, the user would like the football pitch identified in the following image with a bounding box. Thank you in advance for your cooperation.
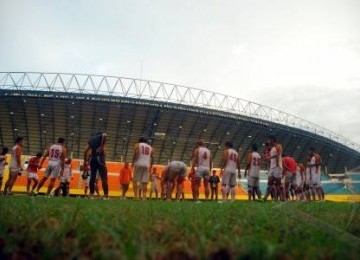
[0,196,359,259]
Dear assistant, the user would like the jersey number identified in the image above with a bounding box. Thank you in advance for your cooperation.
[141,146,150,155]
[202,152,208,160]
[50,149,60,159]
[229,153,237,162]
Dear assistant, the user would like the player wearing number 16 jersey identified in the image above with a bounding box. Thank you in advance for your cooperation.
[220,141,240,203]
[191,140,212,202]
[35,138,67,196]
[132,137,154,200]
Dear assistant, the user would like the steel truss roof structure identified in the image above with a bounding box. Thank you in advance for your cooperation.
[0,72,359,172]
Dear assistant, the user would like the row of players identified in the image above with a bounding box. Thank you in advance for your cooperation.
[0,134,324,202]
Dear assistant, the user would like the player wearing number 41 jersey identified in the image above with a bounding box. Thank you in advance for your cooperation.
[132,137,154,200]
[34,138,67,196]
[220,141,240,203]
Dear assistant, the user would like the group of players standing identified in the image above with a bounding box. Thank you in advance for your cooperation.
[0,133,325,202]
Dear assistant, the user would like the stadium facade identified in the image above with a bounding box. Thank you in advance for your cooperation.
[0,72,359,173]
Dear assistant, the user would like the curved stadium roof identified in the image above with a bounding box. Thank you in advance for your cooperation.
[0,72,359,173]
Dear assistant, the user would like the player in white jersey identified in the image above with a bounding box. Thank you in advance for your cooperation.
[245,143,261,201]
[4,137,24,195]
[132,137,154,200]
[34,137,67,196]
[191,140,212,202]
[263,135,283,202]
[308,147,325,201]
[0,147,9,193]
[220,141,240,202]
[149,167,160,199]
[59,158,72,196]
[163,161,188,201]
[295,163,305,201]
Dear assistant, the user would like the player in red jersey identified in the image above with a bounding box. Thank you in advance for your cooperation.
[282,155,297,201]
[26,152,42,194]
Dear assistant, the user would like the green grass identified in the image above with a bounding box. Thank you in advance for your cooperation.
[0,196,360,259]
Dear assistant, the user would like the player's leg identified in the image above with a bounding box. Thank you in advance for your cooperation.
[194,177,201,202]
[284,175,291,201]
[97,164,108,199]
[176,177,185,201]
[210,187,214,200]
[27,177,32,193]
[35,167,50,193]
[0,176,3,192]
[46,177,56,196]
[229,173,236,202]
[84,177,89,197]
[60,182,67,197]
[214,186,218,201]
[263,171,274,201]
[165,170,174,200]
[203,173,210,200]
[5,169,20,194]
[149,183,153,199]
[31,178,38,193]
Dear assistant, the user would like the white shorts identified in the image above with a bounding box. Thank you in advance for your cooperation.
[312,173,321,186]
[44,165,61,179]
[268,167,282,178]
[9,167,20,176]
[222,171,237,187]
[28,172,39,180]
[60,175,71,183]
[134,166,149,183]
[295,174,303,188]
[151,181,158,192]
[85,176,90,186]
[195,166,210,180]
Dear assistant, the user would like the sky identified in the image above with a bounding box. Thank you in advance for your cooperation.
[1,0,359,144]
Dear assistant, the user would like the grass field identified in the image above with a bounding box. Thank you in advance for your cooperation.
[0,196,360,259]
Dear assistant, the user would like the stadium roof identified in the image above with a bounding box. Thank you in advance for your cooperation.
[1,72,359,173]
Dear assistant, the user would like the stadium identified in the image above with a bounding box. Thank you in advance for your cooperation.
[1,72,360,259]
[0,72,360,200]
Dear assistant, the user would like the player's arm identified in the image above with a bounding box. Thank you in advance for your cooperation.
[237,155,241,178]
[191,148,199,171]
[150,149,155,171]
[83,144,91,170]
[315,154,322,173]
[244,153,252,177]
[61,147,67,168]
[275,144,282,166]
[38,148,50,169]
[132,144,139,167]
[15,146,22,169]
[220,150,228,171]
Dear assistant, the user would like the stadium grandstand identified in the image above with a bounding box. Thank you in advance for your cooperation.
[0,72,360,200]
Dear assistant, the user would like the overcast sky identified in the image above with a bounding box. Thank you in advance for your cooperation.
[1,0,359,144]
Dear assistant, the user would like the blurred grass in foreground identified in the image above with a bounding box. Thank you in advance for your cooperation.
[0,196,359,259]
